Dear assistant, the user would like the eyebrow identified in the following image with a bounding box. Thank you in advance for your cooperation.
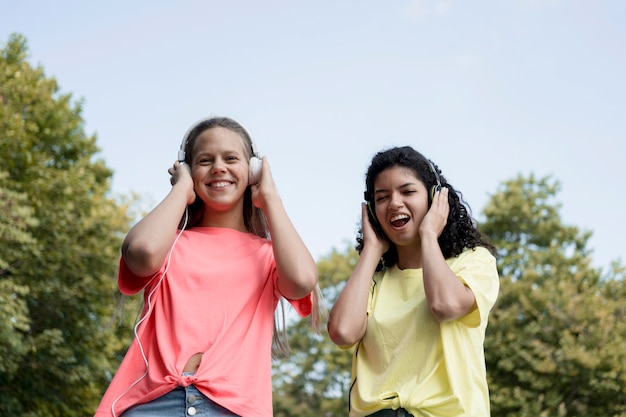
[195,149,243,157]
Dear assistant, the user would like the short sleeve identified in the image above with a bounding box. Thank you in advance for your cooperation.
[118,256,162,295]
[450,247,500,328]
[270,252,313,317]
[286,293,313,317]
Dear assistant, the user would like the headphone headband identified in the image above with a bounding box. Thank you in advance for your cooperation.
[427,159,442,191]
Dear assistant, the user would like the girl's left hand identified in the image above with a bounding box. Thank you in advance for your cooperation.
[250,156,279,210]
[420,187,450,238]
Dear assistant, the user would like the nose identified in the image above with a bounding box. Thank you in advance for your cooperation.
[389,193,403,210]
[210,158,227,174]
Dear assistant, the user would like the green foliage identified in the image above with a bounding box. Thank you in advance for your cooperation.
[0,172,36,391]
[273,174,625,417]
[482,174,626,417]
[0,33,136,416]
[3,31,625,417]
[273,243,357,417]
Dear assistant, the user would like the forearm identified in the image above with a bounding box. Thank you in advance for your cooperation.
[264,195,317,300]
[421,231,475,322]
[327,245,380,346]
[122,184,190,277]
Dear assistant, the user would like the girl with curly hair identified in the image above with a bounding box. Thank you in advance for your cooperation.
[328,146,499,417]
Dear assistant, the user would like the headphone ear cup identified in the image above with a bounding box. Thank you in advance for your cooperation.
[430,184,441,200]
[248,156,262,185]
[367,201,379,226]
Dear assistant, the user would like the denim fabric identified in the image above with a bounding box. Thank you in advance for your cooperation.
[121,385,240,417]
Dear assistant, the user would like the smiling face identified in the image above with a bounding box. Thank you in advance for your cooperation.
[190,126,250,219]
[373,166,429,250]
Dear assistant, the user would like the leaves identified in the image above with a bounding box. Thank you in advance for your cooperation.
[273,175,625,417]
[272,244,357,417]
[2,32,624,417]
[483,175,626,417]
[0,33,135,416]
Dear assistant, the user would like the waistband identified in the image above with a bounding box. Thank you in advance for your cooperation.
[367,408,413,417]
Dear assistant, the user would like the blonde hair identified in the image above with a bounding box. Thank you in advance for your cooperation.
[273,284,326,358]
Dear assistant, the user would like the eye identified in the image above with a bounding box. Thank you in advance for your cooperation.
[375,195,388,203]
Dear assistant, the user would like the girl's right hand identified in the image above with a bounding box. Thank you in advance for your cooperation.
[168,161,196,205]
[361,203,389,256]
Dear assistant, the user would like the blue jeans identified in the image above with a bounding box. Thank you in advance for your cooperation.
[121,384,240,417]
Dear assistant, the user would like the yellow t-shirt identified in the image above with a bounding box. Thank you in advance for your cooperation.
[347,247,499,417]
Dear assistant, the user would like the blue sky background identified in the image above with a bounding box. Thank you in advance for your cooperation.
[2,0,624,269]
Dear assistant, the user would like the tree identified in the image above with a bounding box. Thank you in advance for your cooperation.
[273,244,357,417]
[0,172,36,379]
[482,174,626,417]
[0,33,133,416]
[273,174,625,417]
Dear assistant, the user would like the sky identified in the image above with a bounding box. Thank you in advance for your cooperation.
[2,0,625,269]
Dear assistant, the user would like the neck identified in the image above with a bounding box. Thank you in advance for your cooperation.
[396,244,422,270]
[199,208,248,233]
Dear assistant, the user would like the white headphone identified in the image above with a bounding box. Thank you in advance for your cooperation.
[178,117,263,185]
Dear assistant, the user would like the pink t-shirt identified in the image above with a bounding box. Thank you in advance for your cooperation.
[94,227,312,417]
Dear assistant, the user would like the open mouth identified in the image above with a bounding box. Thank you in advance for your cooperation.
[390,214,410,227]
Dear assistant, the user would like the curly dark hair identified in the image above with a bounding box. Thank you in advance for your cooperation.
[358,146,497,271]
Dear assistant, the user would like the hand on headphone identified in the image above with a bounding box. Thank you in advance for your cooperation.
[420,187,449,238]
[168,161,196,205]
[250,156,279,211]
[361,203,390,256]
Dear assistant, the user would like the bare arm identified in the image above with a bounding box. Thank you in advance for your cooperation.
[327,203,388,346]
[251,157,317,300]
[122,162,195,277]
[420,188,476,322]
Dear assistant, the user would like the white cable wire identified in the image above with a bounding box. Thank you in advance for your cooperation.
[111,208,189,417]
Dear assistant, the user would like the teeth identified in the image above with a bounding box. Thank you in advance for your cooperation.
[390,214,409,222]
[210,181,231,188]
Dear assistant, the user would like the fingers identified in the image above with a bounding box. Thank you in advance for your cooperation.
[251,156,278,193]
[168,161,184,174]
[435,187,449,207]
[361,203,375,232]
[433,187,450,214]
[425,187,449,235]
[250,156,281,210]
[360,203,372,236]
[168,161,190,186]
[361,202,389,254]
[256,156,271,185]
